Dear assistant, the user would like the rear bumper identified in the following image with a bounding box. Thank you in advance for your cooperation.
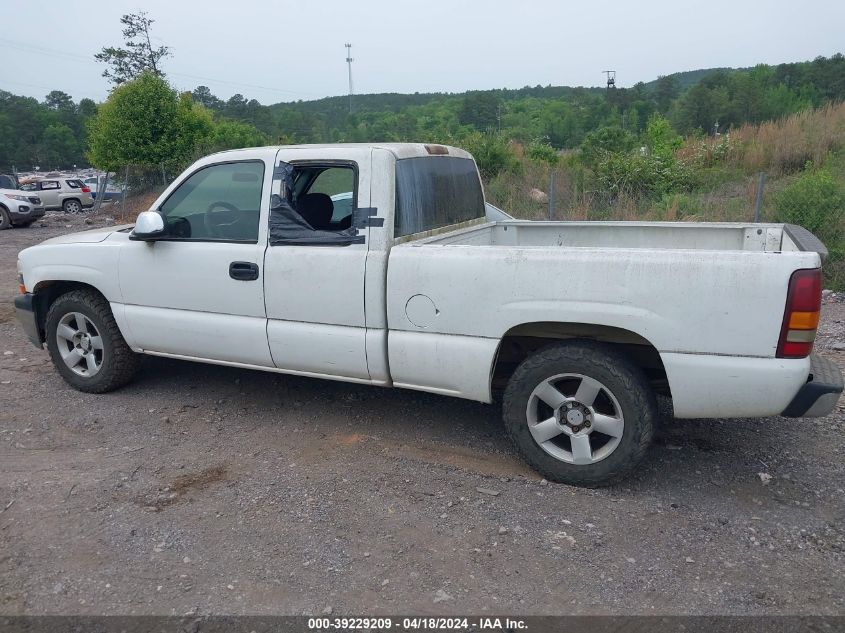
[13,293,43,348]
[781,354,843,417]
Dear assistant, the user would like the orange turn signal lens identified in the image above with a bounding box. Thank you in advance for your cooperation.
[788,310,820,330]
[18,284,26,295]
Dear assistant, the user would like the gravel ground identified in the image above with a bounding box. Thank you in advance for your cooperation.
[1,215,844,616]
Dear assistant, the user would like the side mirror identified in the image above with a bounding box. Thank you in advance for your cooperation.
[130,211,167,241]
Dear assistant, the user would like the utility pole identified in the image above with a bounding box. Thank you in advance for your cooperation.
[602,70,616,90]
[345,43,354,114]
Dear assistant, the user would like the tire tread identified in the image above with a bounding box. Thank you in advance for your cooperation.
[502,340,655,487]
[45,289,138,393]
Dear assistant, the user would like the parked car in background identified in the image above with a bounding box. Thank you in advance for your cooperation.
[0,184,44,229]
[83,176,122,201]
[19,178,94,213]
[0,174,20,190]
[330,191,354,222]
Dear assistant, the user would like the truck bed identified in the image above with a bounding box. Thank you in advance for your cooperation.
[414,220,824,255]
[387,219,824,416]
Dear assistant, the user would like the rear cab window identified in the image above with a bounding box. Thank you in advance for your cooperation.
[394,156,485,238]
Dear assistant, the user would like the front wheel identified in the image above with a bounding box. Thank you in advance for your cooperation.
[45,290,139,393]
[0,207,10,230]
[502,340,656,487]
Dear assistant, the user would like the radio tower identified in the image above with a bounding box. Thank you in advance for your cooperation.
[345,43,354,114]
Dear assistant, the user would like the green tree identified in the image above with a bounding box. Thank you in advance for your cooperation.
[44,90,75,113]
[77,98,97,119]
[95,12,170,84]
[654,75,678,113]
[527,138,559,165]
[459,132,516,178]
[458,92,500,131]
[87,72,212,172]
[209,118,267,151]
[40,124,79,168]
[580,126,636,168]
[644,113,681,158]
[192,85,222,110]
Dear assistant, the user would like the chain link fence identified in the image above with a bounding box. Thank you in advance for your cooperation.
[84,164,171,224]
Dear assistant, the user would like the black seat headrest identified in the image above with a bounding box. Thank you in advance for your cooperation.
[297,193,333,230]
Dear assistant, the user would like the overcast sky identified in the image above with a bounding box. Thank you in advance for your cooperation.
[3,0,844,105]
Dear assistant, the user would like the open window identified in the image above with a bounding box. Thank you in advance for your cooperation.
[268,161,363,246]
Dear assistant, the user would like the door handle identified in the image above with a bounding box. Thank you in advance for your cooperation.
[229,261,259,281]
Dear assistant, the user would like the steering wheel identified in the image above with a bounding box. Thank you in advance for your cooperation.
[203,201,240,239]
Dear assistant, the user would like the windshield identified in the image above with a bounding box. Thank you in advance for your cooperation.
[394,156,485,238]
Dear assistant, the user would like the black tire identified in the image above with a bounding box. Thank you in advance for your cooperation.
[62,199,82,214]
[45,289,139,393]
[502,340,656,487]
[0,206,10,230]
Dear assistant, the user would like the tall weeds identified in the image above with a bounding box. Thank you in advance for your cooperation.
[678,102,845,176]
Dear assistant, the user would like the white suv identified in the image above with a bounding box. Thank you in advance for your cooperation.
[19,178,94,214]
[0,186,45,229]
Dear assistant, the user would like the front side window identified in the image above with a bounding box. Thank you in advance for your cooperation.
[159,161,264,242]
[394,156,485,238]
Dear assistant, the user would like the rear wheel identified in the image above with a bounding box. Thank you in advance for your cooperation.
[62,199,82,214]
[0,207,10,230]
[45,290,139,393]
[502,340,656,487]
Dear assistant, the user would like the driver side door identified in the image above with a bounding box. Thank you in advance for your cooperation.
[118,159,274,367]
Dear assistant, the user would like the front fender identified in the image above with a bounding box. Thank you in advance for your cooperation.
[20,244,123,303]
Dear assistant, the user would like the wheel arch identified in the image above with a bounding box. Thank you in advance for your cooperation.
[490,321,669,400]
[30,281,112,345]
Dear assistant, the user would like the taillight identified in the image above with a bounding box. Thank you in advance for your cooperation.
[777,268,822,358]
[81,187,91,193]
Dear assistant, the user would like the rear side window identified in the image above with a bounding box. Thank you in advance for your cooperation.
[40,181,60,190]
[394,157,485,238]
[66,179,84,188]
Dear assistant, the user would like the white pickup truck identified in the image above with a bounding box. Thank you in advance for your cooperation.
[14,143,843,486]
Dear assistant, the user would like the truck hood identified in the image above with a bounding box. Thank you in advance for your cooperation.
[39,224,132,245]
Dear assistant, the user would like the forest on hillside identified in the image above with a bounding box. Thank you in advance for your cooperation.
[1,54,844,172]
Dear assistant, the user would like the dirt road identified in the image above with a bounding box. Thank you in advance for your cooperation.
[1,216,844,615]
